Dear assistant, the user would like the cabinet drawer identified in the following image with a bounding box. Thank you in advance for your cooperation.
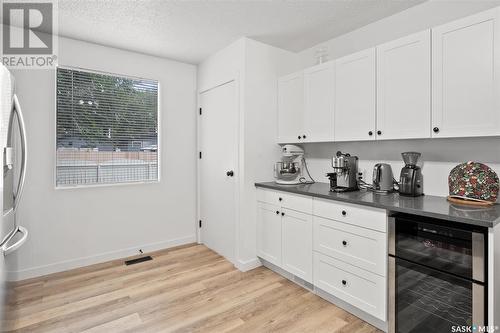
[313,216,387,276]
[280,192,312,214]
[257,188,312,214]
[313,252,386,320]
[257,188,281,204]
[313,198,386,232]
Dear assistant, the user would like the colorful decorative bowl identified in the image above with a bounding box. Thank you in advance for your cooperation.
[448,162,499,203]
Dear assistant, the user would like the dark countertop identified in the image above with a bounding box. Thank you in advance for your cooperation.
[255,182,500,228]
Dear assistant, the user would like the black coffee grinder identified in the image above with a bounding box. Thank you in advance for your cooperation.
[399,152,423,196]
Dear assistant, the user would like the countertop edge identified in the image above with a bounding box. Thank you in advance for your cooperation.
[255,182,497,228]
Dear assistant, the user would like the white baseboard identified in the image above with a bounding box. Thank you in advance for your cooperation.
[7,235,196,281]
[234,257,262,272]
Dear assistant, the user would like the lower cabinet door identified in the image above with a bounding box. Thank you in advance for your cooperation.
[314,252,386,320]
[282,208,313,283]
[257,201,282,266]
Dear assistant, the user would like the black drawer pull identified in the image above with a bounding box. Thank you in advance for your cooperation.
[281,212,285,216]
[276,211,280,215]
[341,210,347,216]
[279,197,282,202]
[342,280,347,286]
[342,240,347,246]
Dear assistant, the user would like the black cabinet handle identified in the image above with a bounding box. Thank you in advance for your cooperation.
[368,131,373,136]
[276,211,280,215]
[341,210,347,216]
[281,212,285,216]
[377,130,382,135]
[298,135,302,139]
[303,134,307,139]
[433,127,439,133]
[342,280,347,286]
[279,197,282,202]
[342,240,347,246]
[226,170,234,177]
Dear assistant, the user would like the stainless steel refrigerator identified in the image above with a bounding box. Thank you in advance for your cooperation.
[0,63,28,327]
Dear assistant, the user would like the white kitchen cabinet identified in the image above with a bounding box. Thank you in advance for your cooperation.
[256,189,312,270]
[278,71,304,143]
[313,216,387,276]
[432,8,500,138]
[313,198,387,232]
[282,208,313,282]
[314,252,386,320]
[377,30,431,140]
[256,201,282,266]
[334,48,376,142]
[303,62,335,142]
[256,188,388,324]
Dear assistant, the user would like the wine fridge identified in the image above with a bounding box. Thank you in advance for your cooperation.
[388,213,487,333]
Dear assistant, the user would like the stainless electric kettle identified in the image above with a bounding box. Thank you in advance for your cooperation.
[372,163,394,192]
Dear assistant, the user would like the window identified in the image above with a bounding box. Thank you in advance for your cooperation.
[56,67,159,187]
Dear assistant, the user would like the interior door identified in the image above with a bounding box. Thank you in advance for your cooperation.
[199,80,238,263]
[334,48,376,142]
[303,62,334,142]
[432,8,500,138]
[377,30,431,140]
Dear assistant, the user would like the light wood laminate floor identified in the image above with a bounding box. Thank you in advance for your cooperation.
[4,244,380,332]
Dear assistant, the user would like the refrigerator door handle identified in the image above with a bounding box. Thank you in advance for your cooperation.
[10,94,27,214]
[1,226,28,256]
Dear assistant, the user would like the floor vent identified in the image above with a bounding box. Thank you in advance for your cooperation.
[125,256,153,266]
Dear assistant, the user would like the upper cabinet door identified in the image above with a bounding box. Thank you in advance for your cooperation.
[278,71,304,143]
[334,48,376,142]
[432,8,500,138]
[377,30,431,140]
[303,62,335,142]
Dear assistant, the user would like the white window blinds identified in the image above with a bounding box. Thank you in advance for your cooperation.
[56,67,159,187]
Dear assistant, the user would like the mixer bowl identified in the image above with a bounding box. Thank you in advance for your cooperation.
[275,162,300,180]
[402,152,421,166]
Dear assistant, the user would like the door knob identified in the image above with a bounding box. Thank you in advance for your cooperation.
[226,170,234,177]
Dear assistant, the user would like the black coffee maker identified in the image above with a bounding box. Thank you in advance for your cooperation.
[399,152,423,196]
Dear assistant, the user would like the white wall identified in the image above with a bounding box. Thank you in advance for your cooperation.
[299,0,500,67]
[7,37,197,280]
[198,38,298,269]
[294,1,500,200]
[302,138,500,199]
[239,39,298,266]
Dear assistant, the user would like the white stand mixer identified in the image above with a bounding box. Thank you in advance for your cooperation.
[274,145,314,185]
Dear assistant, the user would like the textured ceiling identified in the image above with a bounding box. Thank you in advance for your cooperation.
[57,0,426,64]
